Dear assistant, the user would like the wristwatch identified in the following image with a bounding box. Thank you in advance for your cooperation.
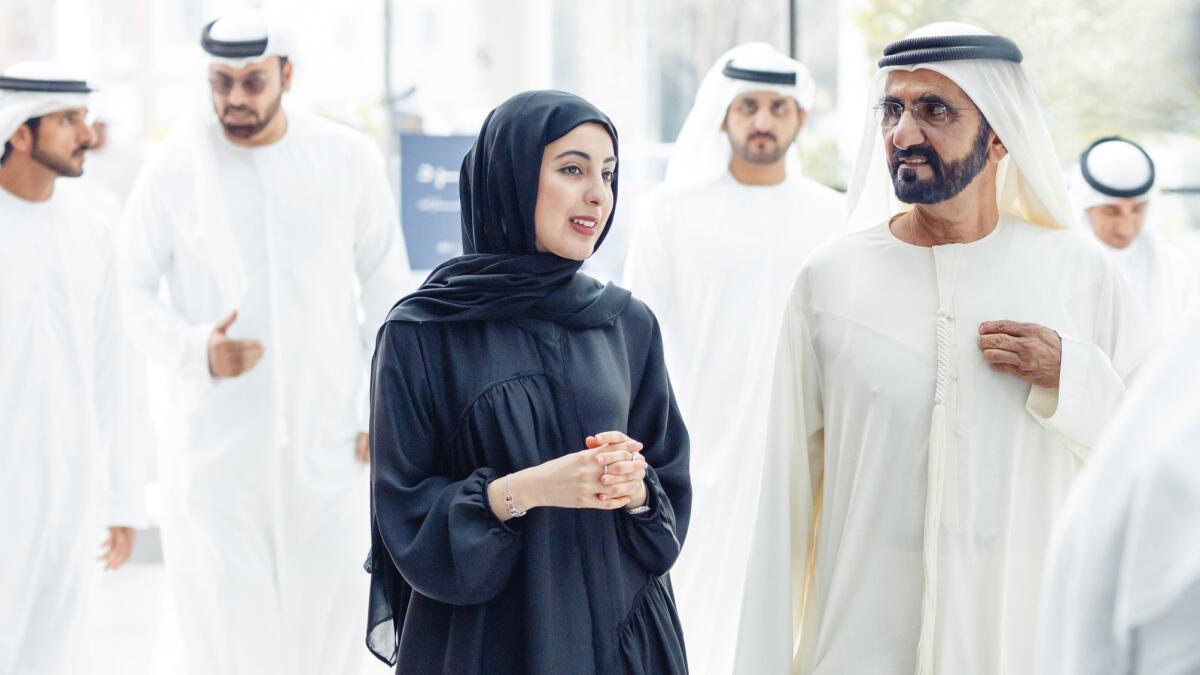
[624,504,651,516]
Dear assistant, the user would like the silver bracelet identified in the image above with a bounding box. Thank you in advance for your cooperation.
[625,504,651,515]
[503,475,527,518]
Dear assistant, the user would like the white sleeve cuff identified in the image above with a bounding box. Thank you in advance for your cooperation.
[181,322,217,382]
[1026,335,1125,459]
[107,488,149,529]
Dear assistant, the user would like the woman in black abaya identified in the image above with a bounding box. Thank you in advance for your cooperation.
[366,90,691,674]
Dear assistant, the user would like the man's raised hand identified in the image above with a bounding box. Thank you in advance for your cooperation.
[207,309,264,378]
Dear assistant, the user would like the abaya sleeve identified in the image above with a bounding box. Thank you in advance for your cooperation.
[616,315,692,576]
[371,320,524,606]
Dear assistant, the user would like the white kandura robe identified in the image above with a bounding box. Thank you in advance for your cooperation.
[624,170,845,675]
[0,181,147,675]
[120,111,410,675]
[733,215,1155,675]
[1037,307,1200,675]
[1098,228,1198,337]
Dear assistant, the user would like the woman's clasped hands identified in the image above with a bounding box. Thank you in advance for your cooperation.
[489,431,649,521]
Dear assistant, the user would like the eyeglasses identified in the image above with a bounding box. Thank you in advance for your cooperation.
[208,73,271,96]
[874,101,978,129]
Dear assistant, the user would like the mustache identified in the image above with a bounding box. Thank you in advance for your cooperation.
[890,144,945,179]
[747,132,777,143]
[222,106,258,118]
[890,144,941,167]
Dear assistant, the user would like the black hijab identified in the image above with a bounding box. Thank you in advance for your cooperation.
[386,90,631,329]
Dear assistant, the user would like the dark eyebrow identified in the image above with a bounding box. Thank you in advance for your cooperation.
[882,93,956,106]
[916,93,951,105]
[555,150,617,164]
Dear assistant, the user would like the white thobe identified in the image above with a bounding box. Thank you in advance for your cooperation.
[119,111,410,675]
[1037,307,1200,675]
[1099,228,1198,336]
[0,181,146,675]
[624,171,844,674]
[733,216,1154,675]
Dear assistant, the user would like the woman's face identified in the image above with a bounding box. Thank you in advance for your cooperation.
[533,122,616,260]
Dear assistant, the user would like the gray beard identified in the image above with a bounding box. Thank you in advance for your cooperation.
[889,119,992,205]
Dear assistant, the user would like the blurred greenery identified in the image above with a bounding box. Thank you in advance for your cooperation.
[853,0,1200,161]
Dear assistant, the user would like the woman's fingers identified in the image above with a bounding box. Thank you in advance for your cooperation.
[604,456,645,474]
[566,435,645,510]
[592,430,634,446]
[590,493,633,510]
[595,442,643,465]
[599,460,647,487]
[596,477,644,499]
[595,449,632,465]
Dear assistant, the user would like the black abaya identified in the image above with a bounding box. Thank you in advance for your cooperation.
[369,299,690,673]
[365,90,691,674]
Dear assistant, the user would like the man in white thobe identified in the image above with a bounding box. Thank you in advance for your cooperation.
[623,43,844,674]
[1069,136,1198,336]
[733,23,1155,675]
[0,62,146,675]
[119,10,410,674]
[1037,306,1200,675]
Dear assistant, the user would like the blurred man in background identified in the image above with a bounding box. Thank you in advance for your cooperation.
[1070,135,1198,336]
[624,42,844,675]
[1038,304,1200,675]
[119,9,410,674]
[0,61,145,675]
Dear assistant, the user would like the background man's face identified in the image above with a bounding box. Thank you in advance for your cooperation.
[29,107,95,177]
[882,69,997,204]
[723,91,805,166]
[1087,198,1148,249]
[208,57,289,139]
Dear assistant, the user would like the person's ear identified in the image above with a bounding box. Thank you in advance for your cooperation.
[281,59,294,93]
[7,124,35,154]
[989,132,1008,162]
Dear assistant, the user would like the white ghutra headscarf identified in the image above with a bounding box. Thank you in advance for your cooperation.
[843,22,1075,234]
[0,62,91,147]
[663,42,817,190]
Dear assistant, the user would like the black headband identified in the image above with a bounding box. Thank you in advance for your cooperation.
[1080,136,1155,199]
[878,34,1023,68]
[201,20,269,59]
[722,60,797,86]
[0,76,91,94]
